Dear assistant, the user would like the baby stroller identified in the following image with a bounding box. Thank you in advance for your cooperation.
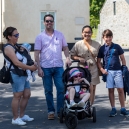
[59,61,96,129]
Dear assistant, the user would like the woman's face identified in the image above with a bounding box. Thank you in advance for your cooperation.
[8,30,19,44]
[82,27,92,41]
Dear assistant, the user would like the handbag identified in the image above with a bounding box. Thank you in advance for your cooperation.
[84,40,102,76]
[0,60,12,84]
[102,44,115,82]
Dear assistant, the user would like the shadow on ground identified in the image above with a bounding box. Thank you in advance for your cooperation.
[0,82,129,129]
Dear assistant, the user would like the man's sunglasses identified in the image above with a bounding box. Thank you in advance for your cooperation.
[13,33,19,38]
[45,20,54,23]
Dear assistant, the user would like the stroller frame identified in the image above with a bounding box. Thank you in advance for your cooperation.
[59,61,96,129]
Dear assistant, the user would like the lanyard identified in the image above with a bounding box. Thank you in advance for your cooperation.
[106,44,115,70]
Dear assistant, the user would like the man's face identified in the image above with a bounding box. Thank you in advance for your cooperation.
[44,16,54,30]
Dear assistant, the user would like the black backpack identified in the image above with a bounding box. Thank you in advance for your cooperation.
[0,43,17,84]
[0,60,12,84]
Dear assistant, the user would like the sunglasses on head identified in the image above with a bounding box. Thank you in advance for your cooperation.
[45,20,54,23]
[73,74,82,78]
[13,33,19,38]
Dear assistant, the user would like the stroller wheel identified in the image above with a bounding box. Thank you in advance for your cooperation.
[92,107,96,123]
[59,108,64,123]
[65,113,78,129]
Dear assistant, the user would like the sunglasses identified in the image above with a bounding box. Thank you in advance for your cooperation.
[45,20,54,23]
[13,33,19,38]
[73,74,82,78]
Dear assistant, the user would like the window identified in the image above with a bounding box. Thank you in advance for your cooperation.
[40,12,56,32]
[113,1,116,15]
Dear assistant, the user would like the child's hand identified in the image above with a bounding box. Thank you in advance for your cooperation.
[79,78,85,82]
[102,69,108,75]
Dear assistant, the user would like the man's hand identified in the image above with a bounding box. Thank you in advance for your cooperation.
[65,57,72,67]
[38,67,44,77]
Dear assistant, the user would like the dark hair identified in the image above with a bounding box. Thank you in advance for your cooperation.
[3,27,17,40]
[102,29,113,38]
[82,25,92,33]
[44,14,54,22]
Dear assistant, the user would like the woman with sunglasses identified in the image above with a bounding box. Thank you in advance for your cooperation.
[3,27,37,125]
[70,25,101,106]
[66,68,90,108]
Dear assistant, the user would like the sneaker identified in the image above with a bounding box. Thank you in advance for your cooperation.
[48,114,55,120]
[120,108,129,116]
[12,117,26,125]
[109,108,117,117]
[21,115,34,121]
[70,101,77,108]
[77,101,85,107]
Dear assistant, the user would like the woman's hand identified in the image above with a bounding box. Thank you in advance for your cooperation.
[79,57,85,63]
[30,65,37,71]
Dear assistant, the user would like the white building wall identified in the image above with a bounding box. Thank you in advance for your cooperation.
[1,0,89,44]
[98,0,129,48]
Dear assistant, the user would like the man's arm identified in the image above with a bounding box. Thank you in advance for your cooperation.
[62,46,71,66]
[34,50,43,77]
[120,54,126,66]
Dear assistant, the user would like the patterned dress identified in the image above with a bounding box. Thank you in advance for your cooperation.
[70,40,101,85]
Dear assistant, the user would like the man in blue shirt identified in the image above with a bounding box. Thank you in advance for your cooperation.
[97,29,129,117]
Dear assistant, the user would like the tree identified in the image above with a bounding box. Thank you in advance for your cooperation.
[90,0,106,28]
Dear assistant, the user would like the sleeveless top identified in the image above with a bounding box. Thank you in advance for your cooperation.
[3,43,27,76]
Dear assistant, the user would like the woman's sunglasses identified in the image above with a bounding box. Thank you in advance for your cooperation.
[13,33,19,38]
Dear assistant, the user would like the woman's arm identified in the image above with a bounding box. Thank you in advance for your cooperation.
[4,46,37,71]
[71,55,85,63]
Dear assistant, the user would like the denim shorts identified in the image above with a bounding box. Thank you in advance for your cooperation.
[106,70,123,88]
[10,72,30,93]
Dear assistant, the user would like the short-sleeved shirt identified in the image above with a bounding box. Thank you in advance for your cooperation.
[34,30,68,68]
[97,43,124,70]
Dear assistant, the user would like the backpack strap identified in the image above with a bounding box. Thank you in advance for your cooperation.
[3,43,18,71]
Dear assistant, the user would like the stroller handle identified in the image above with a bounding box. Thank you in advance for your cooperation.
[66,60,87,68]
[66,60,80,68]
[71,60,80,63]
[66,83,89,88]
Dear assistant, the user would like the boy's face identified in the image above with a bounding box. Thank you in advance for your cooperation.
[103,36,113,45]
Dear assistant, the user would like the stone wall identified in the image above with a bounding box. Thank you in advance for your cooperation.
[97,0,129,48]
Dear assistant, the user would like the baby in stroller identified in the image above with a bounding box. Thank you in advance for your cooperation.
[66,68,90,108]
[60,63,96,129]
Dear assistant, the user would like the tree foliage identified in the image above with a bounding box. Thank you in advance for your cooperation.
[90,0,106,28]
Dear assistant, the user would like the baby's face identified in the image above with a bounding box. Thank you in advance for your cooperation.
[82,88,86,92]
[73,73,81,83]
[20,46,25,52]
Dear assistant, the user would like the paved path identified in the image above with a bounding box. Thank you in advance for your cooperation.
[0,52,129,129]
